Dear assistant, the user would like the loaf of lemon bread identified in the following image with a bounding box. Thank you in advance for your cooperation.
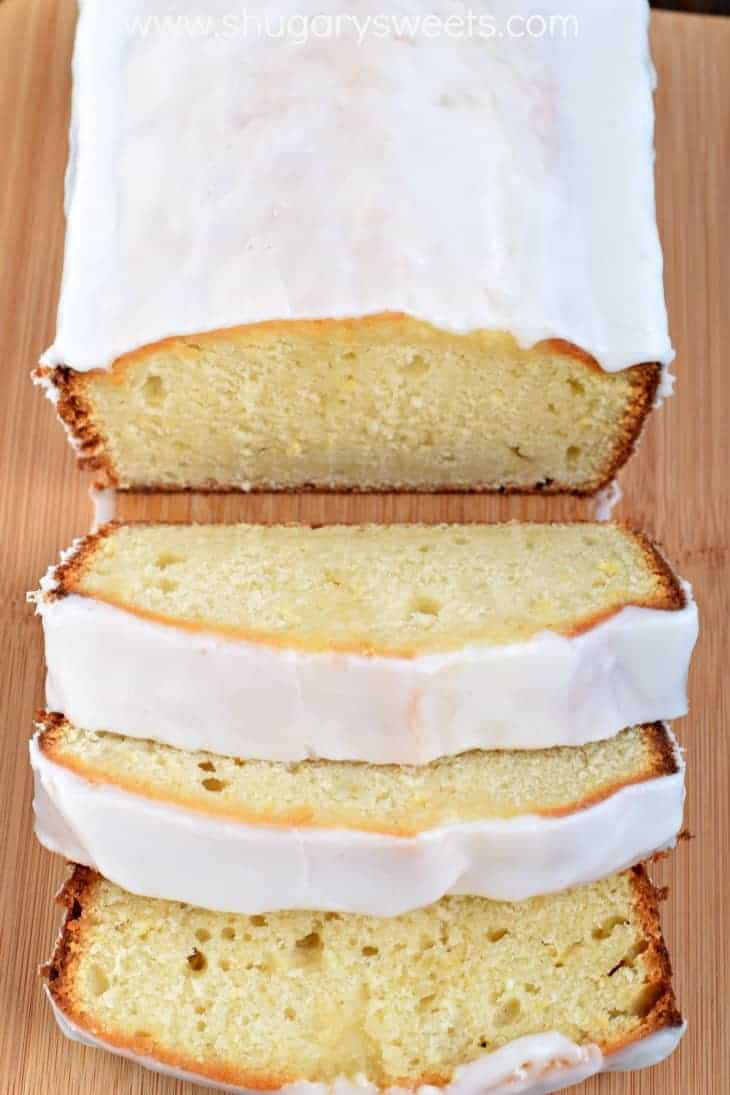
[36,0,671,493]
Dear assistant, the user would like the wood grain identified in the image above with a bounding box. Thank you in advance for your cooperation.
[1,4,728,1092]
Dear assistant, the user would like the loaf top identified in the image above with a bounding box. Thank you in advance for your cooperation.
[42,0,671,374]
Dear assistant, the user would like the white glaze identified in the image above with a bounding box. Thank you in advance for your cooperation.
[31,727,684,913]
[41,0,672,376]
[33,581,698,764]
[89,487,117,531]
[47,993,684,1095]
[592,480,624,522]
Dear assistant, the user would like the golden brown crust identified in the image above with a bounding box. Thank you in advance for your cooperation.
[44,863,682,1092]
[643,721,681,781]
[564,524,685,640]
[37,713,679,836]
[608,865,684,1052]
[611,362,662,487]
[34,315,661,495]
[34,366,120,488]
[42,865,98,995]
[629,528,687,612]
[42,522,121,604]
[41,521,687,658]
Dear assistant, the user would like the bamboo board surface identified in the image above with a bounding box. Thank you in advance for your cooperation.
[1,4,728,1092]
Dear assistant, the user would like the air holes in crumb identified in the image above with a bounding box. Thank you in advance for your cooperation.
[409,595,442,618]
[197,1021,206,1032]
[195,929,211,943]
[631,984,663,1018]
[219,959,231,972]
[296,931,322,950]
[187,949,207,972]
[495,998,521,1026]
[403,354,430,376]
[566,445,581,464]
[156,577,177,593]
[89,965,110,996]
[155,552,184,570]
[198,761,216,773]
[284,1007,297,1021]
[362,946,379,957]
[142,374,165,405]
[221,927,236,940]
[343,351,357,361]
[592,916,627,941]
[202,778,227,792]
[418,993,436,1011]
[567,378,585,396]
[195,1005,207,1015]
[509,445,529,461]
[525,983,539,995]
[135,1030,152,1039]
[250,915,267,927]
[623,940,649,966]
[487,928,508,943]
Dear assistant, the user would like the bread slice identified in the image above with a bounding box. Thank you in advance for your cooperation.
[45,866,683,1094]
[32,714,684,911]
[41,521,684,653]
[33,522,697,762]
[37,322,660,494]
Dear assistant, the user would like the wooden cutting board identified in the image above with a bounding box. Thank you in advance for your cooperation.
[1,4,728,1092]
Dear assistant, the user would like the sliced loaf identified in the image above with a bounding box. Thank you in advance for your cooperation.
[32,522,697,763]
[45,866,683,1095]
[33,714,684,911]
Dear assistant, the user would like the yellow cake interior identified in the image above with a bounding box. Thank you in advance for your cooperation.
[51,870,674,1087]
[52,317,657,492]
